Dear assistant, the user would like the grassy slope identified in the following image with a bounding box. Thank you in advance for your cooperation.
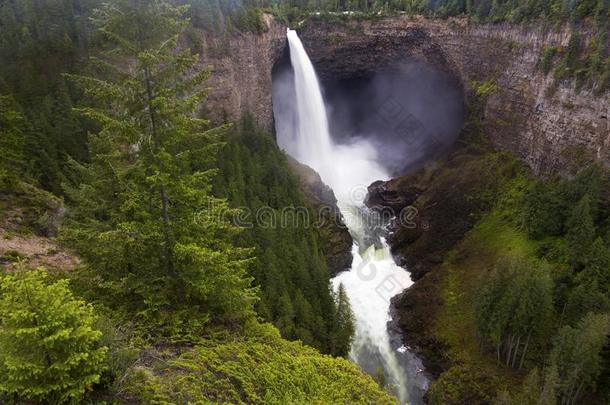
[435,212,539,366]
[426,210,539,403]
[426,170,576,403]
[0,179,78,271]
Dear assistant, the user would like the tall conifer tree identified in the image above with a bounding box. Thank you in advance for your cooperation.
[63,0,256,338]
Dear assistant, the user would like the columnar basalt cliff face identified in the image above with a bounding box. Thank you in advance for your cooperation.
[200,15,286,132]
[203,15,608,174]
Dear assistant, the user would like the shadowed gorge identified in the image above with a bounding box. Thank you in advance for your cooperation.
[273,43,465,174]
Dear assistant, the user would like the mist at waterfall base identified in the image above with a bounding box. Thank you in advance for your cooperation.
[324,66,465,174]
[272,29,464,404]
[273,38,465,177]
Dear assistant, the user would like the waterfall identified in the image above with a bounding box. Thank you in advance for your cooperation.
[277,29,428,404]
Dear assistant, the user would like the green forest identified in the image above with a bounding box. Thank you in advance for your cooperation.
[0,0,364,402]
[420,157,610,404]
[0,0,608,404]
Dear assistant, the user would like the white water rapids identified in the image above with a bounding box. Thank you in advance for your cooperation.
[275,29,428,404]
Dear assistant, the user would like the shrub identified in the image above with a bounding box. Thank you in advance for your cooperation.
[0,268,107,403]
[428,364,501,405]
[121,322,394,404]
[540,46,558,75]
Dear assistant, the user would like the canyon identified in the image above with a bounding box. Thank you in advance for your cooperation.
[199,13,609,396]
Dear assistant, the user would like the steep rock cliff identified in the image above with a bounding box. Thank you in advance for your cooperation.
[287,157,353,276]
[200,14,285,132]
[203,15,608,174]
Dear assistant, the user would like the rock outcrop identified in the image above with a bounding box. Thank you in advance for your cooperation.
[287,157,353,276]
[365,179,423,213]
[200,14,286,132]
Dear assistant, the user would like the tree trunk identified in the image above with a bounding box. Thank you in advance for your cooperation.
[519,331,531,369]
[571,380,585,405]
[142,62,181,300]
[510,336,521,368]
[559,302,567,328]
[505,334,513,366]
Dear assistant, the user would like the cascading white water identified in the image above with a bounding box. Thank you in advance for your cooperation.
[277,29,427,404]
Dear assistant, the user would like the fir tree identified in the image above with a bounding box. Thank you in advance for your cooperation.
[521,180,562,238]
[580,237,610,291]
[0,96,26,184]
[0,268,107,403]
[63,0,256,338]
[213,119,349,354]
[476,257,553,368]
[331,283,356,357]
[550,312,610,405]
[564,279,610,326]
[565,194,596,268]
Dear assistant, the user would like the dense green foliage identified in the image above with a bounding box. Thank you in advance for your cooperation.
[0,268,107,403]
[0,96,26,185]
[0,1,372,403]
[214,118,355,356]
[423,157,610,404]
[494,367,558,405]
[1,0,607,403]
[476,257,554,369]
[470,163,610,404]
[0,0,94,192]
[61,0,257,339]
[121,321,392,404]
[550,313,610,404]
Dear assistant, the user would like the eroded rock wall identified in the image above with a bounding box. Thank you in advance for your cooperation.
[200,14,286,132]
[203,15,608,174]
[298,16,609,174]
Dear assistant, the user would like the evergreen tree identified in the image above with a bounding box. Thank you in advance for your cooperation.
[565,194,596,268]
[558,165,604,220]
[0,0,94,191]
[521,180,562,238]
[580,237,610,292]
[550,312,610,405]
[564,279,610,326]
[63,0,256,338]
[331,283,356,357]
[498,366,559,405]
[213,118,349,354]
[0,96,26,184]
[476,257,553,368]
[0,268,107,403]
